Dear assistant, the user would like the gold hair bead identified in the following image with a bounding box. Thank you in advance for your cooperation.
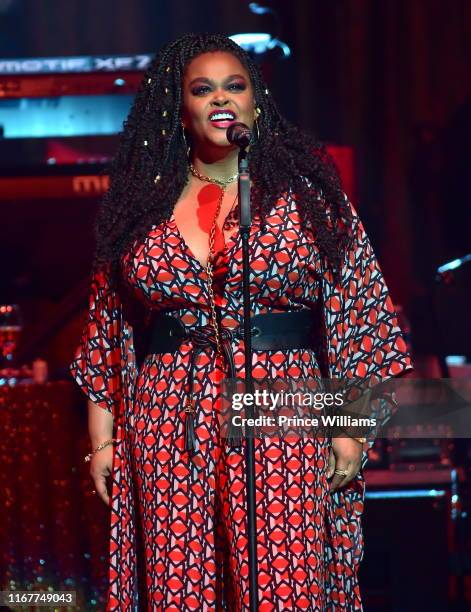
[161,129,166,136]
[264,88,269,95]
[164,87,169,94]
[162,110,168,118]
[165,66,171,72]
[154,174,161,183]
[147,78,152,84]
[143,140,148,146]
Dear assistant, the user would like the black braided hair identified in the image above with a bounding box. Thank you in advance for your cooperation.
[93,32,353,283]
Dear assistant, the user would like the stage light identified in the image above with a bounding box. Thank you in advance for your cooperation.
[229,33,291,58]
[365,489,446,499]
[445,355,466,366]
[437,252,471,273]
[248,2,272,15]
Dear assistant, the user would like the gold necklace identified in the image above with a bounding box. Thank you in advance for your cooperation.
[189,163,238,188]
[188,163,240,357]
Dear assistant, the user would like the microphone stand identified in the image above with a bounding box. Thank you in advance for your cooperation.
[237,145,259,611]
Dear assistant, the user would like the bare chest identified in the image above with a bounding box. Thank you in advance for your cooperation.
[172,186,239,268]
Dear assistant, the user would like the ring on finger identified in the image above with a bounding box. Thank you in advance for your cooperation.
[334,468,349,477]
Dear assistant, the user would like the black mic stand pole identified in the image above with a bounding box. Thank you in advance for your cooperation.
[237,145,259,611]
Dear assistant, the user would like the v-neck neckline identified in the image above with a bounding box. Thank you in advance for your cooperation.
[169,212,240,271]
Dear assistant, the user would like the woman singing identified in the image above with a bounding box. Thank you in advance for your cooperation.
[70,33,412,610]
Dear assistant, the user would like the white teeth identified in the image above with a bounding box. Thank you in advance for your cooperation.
[210,112,234,121]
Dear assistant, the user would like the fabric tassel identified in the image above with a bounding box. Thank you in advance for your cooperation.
[184,401,197,452]
[225,379,243,448]
[226,424,243,448]
[225,412,243,448]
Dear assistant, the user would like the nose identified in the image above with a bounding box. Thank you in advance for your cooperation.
[211,89,230,106]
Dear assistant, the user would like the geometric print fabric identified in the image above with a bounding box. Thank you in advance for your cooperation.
[70,192,412,610]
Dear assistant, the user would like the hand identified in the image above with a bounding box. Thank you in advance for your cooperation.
[326,437,363,491]
[89,446,113,506]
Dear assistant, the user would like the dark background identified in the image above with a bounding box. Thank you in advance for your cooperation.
[0,2,470,609]
[1,0,469,355]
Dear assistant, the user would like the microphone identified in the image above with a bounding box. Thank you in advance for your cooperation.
[226,122,252,148]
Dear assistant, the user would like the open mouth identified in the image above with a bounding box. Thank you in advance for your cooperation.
[208,110,237,129]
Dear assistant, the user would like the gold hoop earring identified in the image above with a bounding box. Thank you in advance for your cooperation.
[254,117,260,141]
[181,122,191,159]
[254,107,262,141]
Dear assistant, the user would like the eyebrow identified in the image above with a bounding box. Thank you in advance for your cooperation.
[188,73,247,86]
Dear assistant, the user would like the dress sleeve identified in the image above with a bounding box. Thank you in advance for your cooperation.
[69,264,124,421]
[321,196,413,443]
[319,195,413,602]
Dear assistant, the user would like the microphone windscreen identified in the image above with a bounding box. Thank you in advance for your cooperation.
[227,122,252,148]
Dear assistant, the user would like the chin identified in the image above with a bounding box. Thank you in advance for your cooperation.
[192,132,235,156]
[208,130,230,143]
[205,134,233,150]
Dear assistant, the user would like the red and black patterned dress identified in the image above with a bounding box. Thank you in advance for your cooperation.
[70,192,412,611]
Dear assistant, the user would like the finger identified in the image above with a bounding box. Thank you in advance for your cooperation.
[326,448,336,479]
[332,461,361,490]
[340,462,361,488]
[330,462,350,491]
[94,474,110,506]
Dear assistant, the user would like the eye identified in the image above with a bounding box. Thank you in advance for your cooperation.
[191,85,211,95]
[228,82,246,91]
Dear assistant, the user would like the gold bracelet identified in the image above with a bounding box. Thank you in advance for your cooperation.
[84,438,116,463]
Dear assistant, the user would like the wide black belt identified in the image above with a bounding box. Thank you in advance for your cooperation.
[145,309,320,453]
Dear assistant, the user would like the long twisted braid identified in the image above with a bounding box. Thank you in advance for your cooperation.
[93,33,353,284]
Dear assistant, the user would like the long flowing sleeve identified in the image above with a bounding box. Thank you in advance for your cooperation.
[321,196,413,436]
[69,264,125,422]
[320,195,413,609]
[69,263,141,607]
